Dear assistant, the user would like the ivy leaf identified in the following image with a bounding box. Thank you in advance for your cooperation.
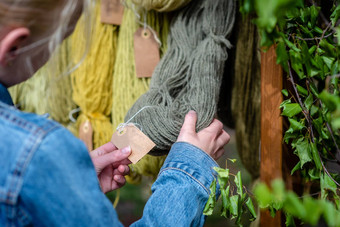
[309,142,322,170]
[292,137,312,167]
[203,179,216,215]
[319,90,340,112]
[234,171,245,201]
[221,186,231,218]
[287,118,304,133]
[291,161,301,175]
[322,56,335,70]
[281,103,302,117]
[285,213,296,227]
[245,197,257,220]
[284,192,306,219]
[230,195,239,217]
[322,200,337,226]
[304,94,313,110]
[254,183,272,208]
[303,197,322,226]
[296,84,308,97]
[276,41,289,70]
[308,168,320,180]
[213,167,229,189]
[321,173,337,199]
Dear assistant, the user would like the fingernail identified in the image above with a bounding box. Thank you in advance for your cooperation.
[121,146,131,154]
[188,110,196,114]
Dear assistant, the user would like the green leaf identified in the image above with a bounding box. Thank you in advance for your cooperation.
[282,89,289,97]
[322,200,336,226]
[228,158,237,163]
[221,186,231,218]
[319,90,340,112]
[291,161,301,175]
[321,173,337,199]
[213,167,229,189]
[303,197,322,225]
[282,103,302,117]
[322,56,335,70]
[296,84,308,96]
[276,41,289,70]
[245,197,257,220]
[304,94,313,110]
[203,179,216,215]
[230,195,239,217]
[285,213,296,227]
[234,171,244,200]
[284,192,306,219]
[293,137,312,167]
[254,183,272,208]
[309,142,322,170]
[308,168,320,180]
[287,118,304,133]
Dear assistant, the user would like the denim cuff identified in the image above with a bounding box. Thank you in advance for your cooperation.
[159,142,219,194]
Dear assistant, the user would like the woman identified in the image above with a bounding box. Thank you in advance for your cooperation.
[0,0,230,226]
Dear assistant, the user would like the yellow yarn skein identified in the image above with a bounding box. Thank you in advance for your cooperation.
[111,3,170,183]
[9,67,49,115]
[131,0,192,12]
[71,1,118,149]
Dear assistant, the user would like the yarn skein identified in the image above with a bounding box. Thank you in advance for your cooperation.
[125,0,236,155]
[111,3,169,128]
[131,0,192,12]
[111,2,170,183]
[71,1,118,149]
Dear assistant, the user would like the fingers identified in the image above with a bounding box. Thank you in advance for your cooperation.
[92,146,131,174]
[206,119,224,134]
[180,110,198,134]
[90,142,117,157]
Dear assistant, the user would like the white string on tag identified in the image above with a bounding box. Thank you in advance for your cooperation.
[123,2,162,47]
[116,106,153,133]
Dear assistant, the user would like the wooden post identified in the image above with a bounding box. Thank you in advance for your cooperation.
[260,46,283,227]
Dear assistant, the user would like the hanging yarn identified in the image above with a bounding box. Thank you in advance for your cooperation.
[9,67,49,114]
[131,0,192,12]
[71,0,117,149]
[111,1,170,183]
[111,3,169,128]
[125,0,236,155]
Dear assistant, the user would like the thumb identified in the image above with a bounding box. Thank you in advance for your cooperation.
[92,146,131,173]
[180,111,197,134]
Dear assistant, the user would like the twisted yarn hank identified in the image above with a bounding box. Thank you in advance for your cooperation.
[130,0,192,12]
[71,1,117,149]
[111,1,170,183]
[125,0,236,155]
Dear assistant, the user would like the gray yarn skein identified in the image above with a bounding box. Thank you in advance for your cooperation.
[125,0,236,155]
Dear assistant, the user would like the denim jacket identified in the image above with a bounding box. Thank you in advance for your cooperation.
[0,83,219,227]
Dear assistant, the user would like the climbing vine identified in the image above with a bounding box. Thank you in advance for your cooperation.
[205,0,340,226]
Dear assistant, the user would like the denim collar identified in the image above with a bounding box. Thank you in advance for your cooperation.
[0,83,14,106]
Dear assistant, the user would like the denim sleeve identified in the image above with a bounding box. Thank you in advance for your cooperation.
[20,127,123,227]
[131,142,219,227]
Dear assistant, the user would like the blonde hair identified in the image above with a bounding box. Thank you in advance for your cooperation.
[0,0,93,77]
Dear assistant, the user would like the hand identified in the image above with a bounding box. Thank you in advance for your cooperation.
[90,142,132,193]
[177,111,230,160]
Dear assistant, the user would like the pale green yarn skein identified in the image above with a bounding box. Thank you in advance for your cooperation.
[125,0,236,155]
[131,0,192,12]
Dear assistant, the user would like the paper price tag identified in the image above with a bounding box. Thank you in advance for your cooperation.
[134,27,160,78]
[101,0,124,25]
[111,124,156,164]
[79,120,93,151]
